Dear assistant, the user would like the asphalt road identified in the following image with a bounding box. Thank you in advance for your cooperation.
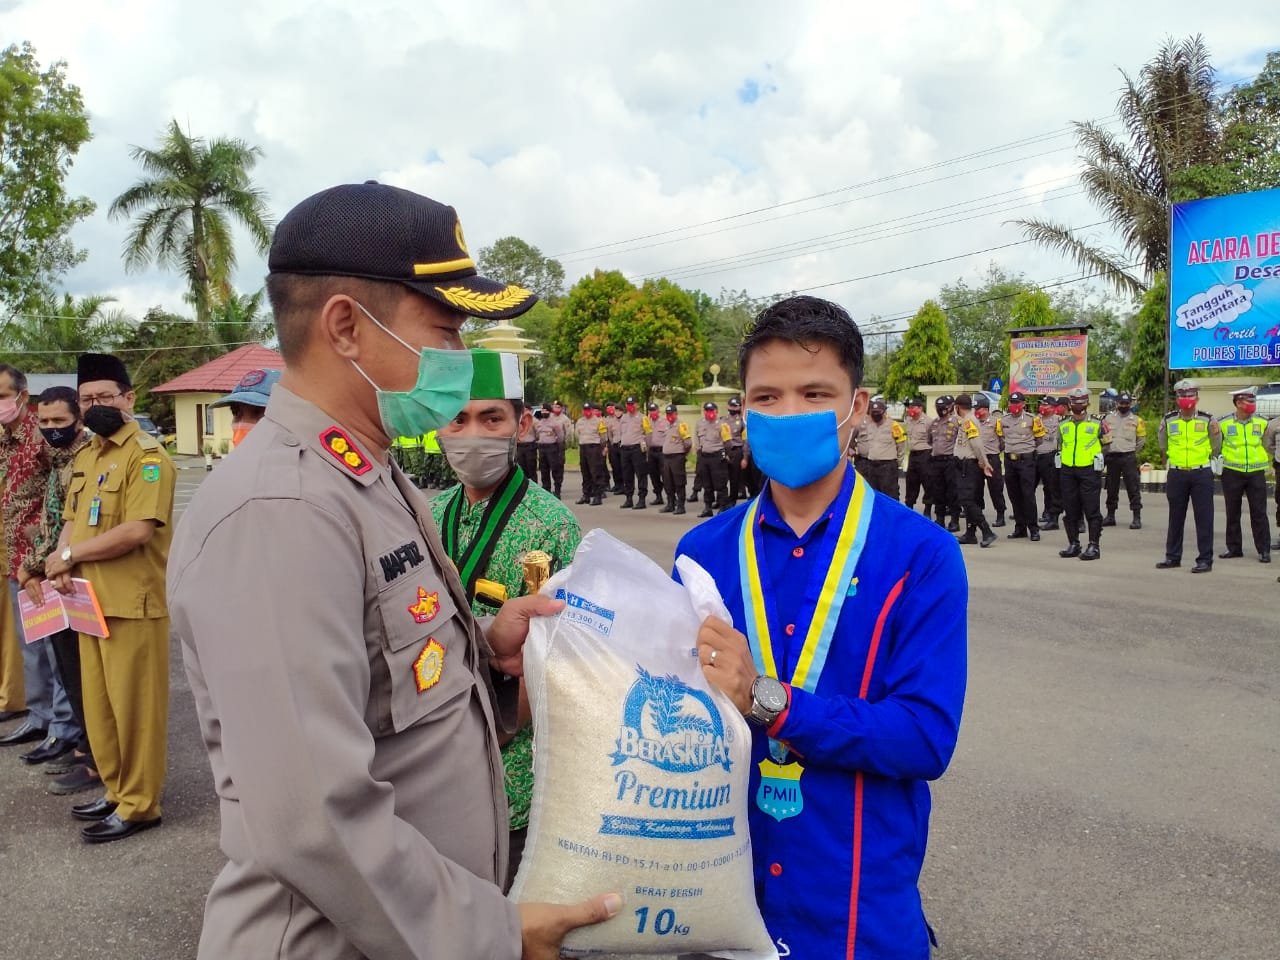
[1,465,1277,960]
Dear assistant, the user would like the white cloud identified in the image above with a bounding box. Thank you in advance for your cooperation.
[4,0,1275,333]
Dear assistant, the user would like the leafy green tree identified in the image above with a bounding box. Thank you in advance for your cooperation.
[476,236,566,304]
[938,264,1030,385]
[1118,273,1171,412]
[884,301,955,401]
[114,307,223,428]
[211,288,274,349]
[1,293,131,373]
[1213,51,1280,193]
[549,271,705,403]
[109,120,273,325]
[1015,35,1223,297]
[699,288,771,388]
[0,43,94,314]
[515,300,560,404]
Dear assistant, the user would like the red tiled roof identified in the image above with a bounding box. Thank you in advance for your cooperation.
[151,344,283,394]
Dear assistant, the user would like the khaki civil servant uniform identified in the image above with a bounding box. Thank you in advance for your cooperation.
[168,385,521,959]
[64,420,175,822]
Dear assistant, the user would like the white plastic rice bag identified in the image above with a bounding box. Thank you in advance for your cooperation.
[510,530,776,960]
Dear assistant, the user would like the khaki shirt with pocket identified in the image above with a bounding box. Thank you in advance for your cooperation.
[168,385,520,960]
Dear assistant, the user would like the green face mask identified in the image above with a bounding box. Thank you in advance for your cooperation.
[352,302,474,438]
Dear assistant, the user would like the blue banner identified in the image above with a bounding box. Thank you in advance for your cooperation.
[1169,187,1280,368]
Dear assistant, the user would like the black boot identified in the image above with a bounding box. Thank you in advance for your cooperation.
[554,487,562,500]
[946,518,960,533]
[659,501,675,514]
[1041,516,1060,531]
[697,505,714,518]
[993,512,1006,528]
[674,497,687,516]
[620,496,633,509]
[576,494,590,505]
[1102,512,1116,527]
[956,527,978,545]
[1129,511,1142,530]
[1080,542,1100,561]
[1059,542,1081,558]
[589,495,602,506]
[688,492,699,503]
[651,494,664,506]
[1007,527,1027,539]
[980,525,997,548]
[1029,527,1041,541]
[633,497,647,510]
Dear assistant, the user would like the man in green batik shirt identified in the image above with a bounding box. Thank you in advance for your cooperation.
[430,350,582,886]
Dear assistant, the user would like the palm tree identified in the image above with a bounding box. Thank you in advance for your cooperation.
[1014,36,1223,299]
[109,120,273,324]
[1,293,132,373]
[209,288,274,349]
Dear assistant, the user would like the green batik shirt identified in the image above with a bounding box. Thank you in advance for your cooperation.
[430,473,583,830]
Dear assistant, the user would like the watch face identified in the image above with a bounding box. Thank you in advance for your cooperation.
[756,677,788,713]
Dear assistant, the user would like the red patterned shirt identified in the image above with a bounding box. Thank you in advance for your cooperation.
[0,407,53,579]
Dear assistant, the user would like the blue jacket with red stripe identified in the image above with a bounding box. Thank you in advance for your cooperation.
[674,470,967,959]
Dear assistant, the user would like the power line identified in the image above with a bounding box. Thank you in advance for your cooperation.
[6,338,271,357]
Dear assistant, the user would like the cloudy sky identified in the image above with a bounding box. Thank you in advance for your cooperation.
[5,0,1275,337]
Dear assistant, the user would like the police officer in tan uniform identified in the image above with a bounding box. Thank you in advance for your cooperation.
[532,402,565,497]
[604,403,623,494]
[659,404,693,515]
[926,395,960,530]
[902,396,932,514]
[645,401,668,506]
[973,394,1007,527]
[694,401,731,517]
[615,395,649,510]
[1102,391,1144,529]
[853,398,905,498]
[167,183,617,960]
[574,403,609,506]
[1035,395,1063,529]
[43,353,176,842]
[724,397,747,506]
[1001,391,1045,541]
[951,394,996,547]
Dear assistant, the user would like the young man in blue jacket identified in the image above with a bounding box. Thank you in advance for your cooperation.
[675,295,967,959]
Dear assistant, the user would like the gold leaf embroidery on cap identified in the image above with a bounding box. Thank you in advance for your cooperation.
[434,284,533,313]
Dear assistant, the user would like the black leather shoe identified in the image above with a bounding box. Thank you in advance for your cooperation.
[1129,514,1142,529]
[1155,559,1180,569]
[575,496,589,505]
[956,531,977,544]
[1260,553,1271,564]
[0,720,47,746]
[651,495,664,506]
[1040,520,1060,531]
[688,493,699,503]
[20,736,76,765]
[619,497,633,509]
[1080,542,1100,561]
[1190,561,1212,574]
[1029,529,1041,542]
[0,709,28,723]
[659,504,674,514]
[1059,542,1082,558]
[70,797,117,821]
[980,530,997,548]
[697,508,713,518]
[1007,528,1027,539]
[673,506,686,515]
[946,520,960,533]
[992,514,1006,528]
[1218,550,1244,559]
[589,496,601,506]
[81,813,161,844]
[633,499,647,510]
[1101,514,1116,527]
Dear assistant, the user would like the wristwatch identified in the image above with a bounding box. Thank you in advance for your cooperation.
[60,545,73,564]
[747,675,789,727]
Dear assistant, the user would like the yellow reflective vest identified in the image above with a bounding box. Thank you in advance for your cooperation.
[1058,417,1105,467]
[1219,415,1267,472]
[1164,414,1212,468]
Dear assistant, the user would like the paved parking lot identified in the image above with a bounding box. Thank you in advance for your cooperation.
[1,467,1276,959]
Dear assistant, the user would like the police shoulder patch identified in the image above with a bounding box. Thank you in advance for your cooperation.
[320,426,372,476]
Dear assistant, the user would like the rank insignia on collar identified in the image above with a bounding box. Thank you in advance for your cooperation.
[408,587,440,624]
[320,427,372,476]
[412,638,445,694]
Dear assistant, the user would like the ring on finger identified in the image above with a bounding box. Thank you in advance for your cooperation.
[710,648,718,665]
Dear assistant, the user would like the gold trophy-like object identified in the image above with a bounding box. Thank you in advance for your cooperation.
[522,550,553,596]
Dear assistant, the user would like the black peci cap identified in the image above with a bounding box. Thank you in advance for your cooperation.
[78,353,131,388]
[269,181,537,321]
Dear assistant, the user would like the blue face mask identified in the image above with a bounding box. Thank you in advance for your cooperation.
[351,303,474,438]
[746,401,856,490]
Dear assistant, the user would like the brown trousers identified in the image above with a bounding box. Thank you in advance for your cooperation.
[0,542,26,712]
[80,617,169,820]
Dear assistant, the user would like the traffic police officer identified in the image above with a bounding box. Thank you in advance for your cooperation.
[724,397,747,506]
[1217,386,1271,563]
[951,394,996,546]
[1035,395,1063,529]
[973,394,1006,527]
[926,395,959,530]
[644,401,668,507]
[1102,391,1144,529]
[694,401,731,518]
[1057,386,1109,560]
[659,404,693,516]
[1156,379,1221,573]
[853,397,905,498]
[1000,391,1045,540]
[902,396,933,513]
[168,182,615,958]
[574,403,609,506]
[43,352,176,841]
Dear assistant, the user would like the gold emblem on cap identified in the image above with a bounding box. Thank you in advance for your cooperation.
[434,284,533,313]
[455,219,469,255]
